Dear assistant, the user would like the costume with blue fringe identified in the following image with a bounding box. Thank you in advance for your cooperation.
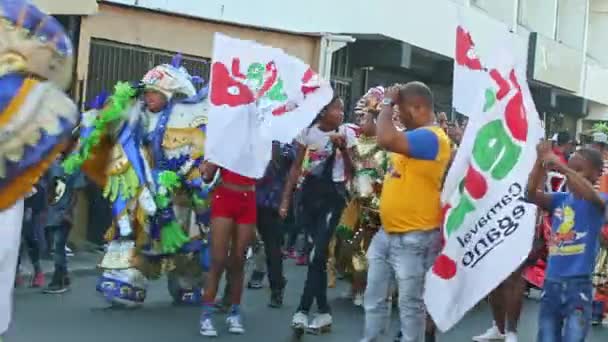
[64,56,216,307]
[0,0,78,334]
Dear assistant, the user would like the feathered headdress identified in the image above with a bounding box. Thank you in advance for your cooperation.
[0,0,73,89]
[141,54,197,100]
[354,86,385,117]
[0,0,78,209]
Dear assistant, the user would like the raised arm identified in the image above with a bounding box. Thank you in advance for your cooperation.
[526,141,557,210]
[526,158,552,211]
[551,157,605,210]
[330,127,356,180]
[377,87,410,155]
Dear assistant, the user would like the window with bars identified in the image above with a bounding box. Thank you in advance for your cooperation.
[85,39,210,108]
[330,46,353,117]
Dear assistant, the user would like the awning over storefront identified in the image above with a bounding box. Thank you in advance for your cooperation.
[32,0,98,15]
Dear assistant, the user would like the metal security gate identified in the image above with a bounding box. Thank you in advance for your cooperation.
[85,39,210,107]
[330,46,353,116]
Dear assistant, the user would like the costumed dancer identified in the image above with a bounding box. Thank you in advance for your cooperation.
[0,0,78,337]
[334,87,388,306]
[64,57,214,307]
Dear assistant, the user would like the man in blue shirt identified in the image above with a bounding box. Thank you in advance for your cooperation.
[528,141,608,342]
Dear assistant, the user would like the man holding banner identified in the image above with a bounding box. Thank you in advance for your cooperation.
[360,82,452,342]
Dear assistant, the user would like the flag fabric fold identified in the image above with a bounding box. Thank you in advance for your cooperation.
[205,33,333,178]
[424,25,544,332]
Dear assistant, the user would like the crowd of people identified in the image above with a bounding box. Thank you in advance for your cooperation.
[14,158,85,294]
[10,79,608,342]
[2,2,608,342]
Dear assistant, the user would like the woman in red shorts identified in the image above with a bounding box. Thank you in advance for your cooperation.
[199,165,257,337]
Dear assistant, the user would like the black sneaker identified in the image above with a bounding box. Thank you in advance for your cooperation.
[43,272,70,294]
[269,289,284,308]
[247,271,265,289]
[269,278,286,308]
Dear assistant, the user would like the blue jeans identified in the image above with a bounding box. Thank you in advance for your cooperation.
[47,223,70,272]
[361,229,440,342]
[537,277,593,342]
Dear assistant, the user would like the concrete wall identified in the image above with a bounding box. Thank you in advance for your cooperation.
[73,3,320,247]
[101,0,608,109]
[77,4,320,87]
[32,0,98,14]
[587,101,608,120]
[471,0,516,25]
[556,0,587,50]
[588,8,608,65]
[103,0,524,60]
[519,0,557,38]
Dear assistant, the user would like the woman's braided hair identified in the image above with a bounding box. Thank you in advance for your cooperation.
[308,94,341,128]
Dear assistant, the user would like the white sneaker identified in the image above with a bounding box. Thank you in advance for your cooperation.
[308,313,332,334]
[504,331,518,342]
[472,325,505,341]
[200,317,218,337]
[226,314,245,334]
[353,293,363,307]
[292,311,308,329]
[341,290,354,299]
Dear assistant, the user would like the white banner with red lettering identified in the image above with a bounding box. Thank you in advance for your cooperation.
[205,33,333,178]
[424,26,544,332]
[452,24,527,118]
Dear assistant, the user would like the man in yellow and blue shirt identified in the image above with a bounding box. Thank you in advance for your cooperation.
[361,82,451,342]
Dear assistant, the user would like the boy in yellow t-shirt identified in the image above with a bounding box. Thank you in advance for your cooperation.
[361,82,451,342]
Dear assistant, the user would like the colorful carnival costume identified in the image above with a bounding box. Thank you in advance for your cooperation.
[64,57,214,307]
[0,0,78,334]
[593,128,608,324]
[334,87,388,303]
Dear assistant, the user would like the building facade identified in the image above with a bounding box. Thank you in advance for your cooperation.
[38,0,608,246]
[37,0,608,135]
[97,0,608,137]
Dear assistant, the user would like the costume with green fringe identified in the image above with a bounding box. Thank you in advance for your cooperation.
[66,58,215,307]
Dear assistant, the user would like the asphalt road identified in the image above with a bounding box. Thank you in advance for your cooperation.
[6,260,608,342]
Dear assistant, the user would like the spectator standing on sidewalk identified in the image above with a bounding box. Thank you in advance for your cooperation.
[361,82,451,342]
[43,157,86,294]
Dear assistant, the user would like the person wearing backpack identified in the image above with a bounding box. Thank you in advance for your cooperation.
[279,95,355,334]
